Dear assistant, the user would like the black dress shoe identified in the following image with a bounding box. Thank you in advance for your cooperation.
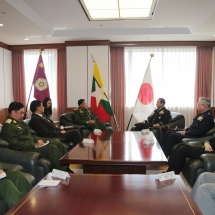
[67,167,74,174]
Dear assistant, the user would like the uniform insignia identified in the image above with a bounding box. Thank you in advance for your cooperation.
[17,126,22,129]
[73,108,78,110]
[13,120,17,123]
[159,110,164,114]
[197,116,203,121]
[5,119,12,124]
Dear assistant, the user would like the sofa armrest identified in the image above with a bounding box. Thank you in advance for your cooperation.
[182,135,214,144]
[186,141,202,147]
[200,153,215,172]
[0,148,41,177]
[1,162,23,172]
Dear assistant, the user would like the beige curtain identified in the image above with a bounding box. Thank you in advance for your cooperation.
[110,47,125,131]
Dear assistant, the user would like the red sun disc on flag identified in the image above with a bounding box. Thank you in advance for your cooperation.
[138,83,154,105]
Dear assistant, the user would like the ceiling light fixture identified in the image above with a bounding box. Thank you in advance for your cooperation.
[0,24,3,27]
[24,37,29,41]
[79,0,158,20]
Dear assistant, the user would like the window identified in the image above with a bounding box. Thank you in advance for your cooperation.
[24,50,57,119]
[124,47,196,127]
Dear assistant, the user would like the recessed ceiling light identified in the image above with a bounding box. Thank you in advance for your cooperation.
[0,24,3,27]
[79,0,158,20]
[24,37,29,41]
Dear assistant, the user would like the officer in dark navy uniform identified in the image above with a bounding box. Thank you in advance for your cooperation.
[166,136,215,174]
[161,97,214,157]
[132,98,171,131]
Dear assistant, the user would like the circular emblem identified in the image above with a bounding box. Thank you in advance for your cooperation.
[35,78,48,91]
[138,83,154,105]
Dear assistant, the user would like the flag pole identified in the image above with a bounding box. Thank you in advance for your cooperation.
[126,53,154,130]
[25,83,34,119]
[112,114,120,131]
[91,53,95,62]
[126,114,133,131]
[25,48,44,118]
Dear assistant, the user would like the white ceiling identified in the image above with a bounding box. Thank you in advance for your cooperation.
[0,0,215,45]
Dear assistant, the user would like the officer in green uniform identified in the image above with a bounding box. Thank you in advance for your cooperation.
[73,99,107,130]
[0,163,32,208]
[1,102,68,172]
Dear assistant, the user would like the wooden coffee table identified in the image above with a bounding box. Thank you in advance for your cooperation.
[6,174,202,215]
[60,131,167,174]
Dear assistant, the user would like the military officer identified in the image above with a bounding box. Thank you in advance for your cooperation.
[160,97,214,157]
[0,163,32,208]
[73,99,107,130]
[166,136,215,174]
[1,102,69,172]
[132,98,171,131]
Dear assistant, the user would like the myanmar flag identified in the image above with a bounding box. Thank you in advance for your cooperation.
[90,62,113,122]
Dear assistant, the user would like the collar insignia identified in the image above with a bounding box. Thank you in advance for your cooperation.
[197,116,203,121]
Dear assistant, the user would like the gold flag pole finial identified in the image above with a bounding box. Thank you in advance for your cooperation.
[150,53,154,58]
[40,47,44,55]
[91,53,95,63]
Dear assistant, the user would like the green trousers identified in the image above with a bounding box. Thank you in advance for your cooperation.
[34,140,68,171]
[0,171,32,208]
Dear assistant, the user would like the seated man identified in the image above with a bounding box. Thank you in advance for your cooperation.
[0,163,32,209]
[73,99,107,131]
[166,136,215,174]
[1,102,70,172]
[132,98,171,131]
[29,100,83,146]
[191,172,215,215]
[161,97,214,157]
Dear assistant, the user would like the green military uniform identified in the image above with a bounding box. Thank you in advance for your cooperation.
[1,116,67,171]
[0,163,32,208]
[73,107,106,130]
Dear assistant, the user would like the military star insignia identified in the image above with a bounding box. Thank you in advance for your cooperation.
[91,81,108,107]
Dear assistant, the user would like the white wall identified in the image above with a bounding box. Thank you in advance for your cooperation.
[0,48,13,108]
[66,46,110,107]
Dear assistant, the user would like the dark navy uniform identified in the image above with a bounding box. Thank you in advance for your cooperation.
[73,107,106,130]
[133,107,171,131]
[161,110,214,157]
[167,137,215,174]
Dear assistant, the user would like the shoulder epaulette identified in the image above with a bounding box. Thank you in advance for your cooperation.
[5,119,12,124]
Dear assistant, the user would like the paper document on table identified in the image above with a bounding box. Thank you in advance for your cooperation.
[51,169,70,180]
[39,180,60,187]
[0,172,6,179]
[157,171,176,182]
[94,129,102,135]
[83,138,94,146]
